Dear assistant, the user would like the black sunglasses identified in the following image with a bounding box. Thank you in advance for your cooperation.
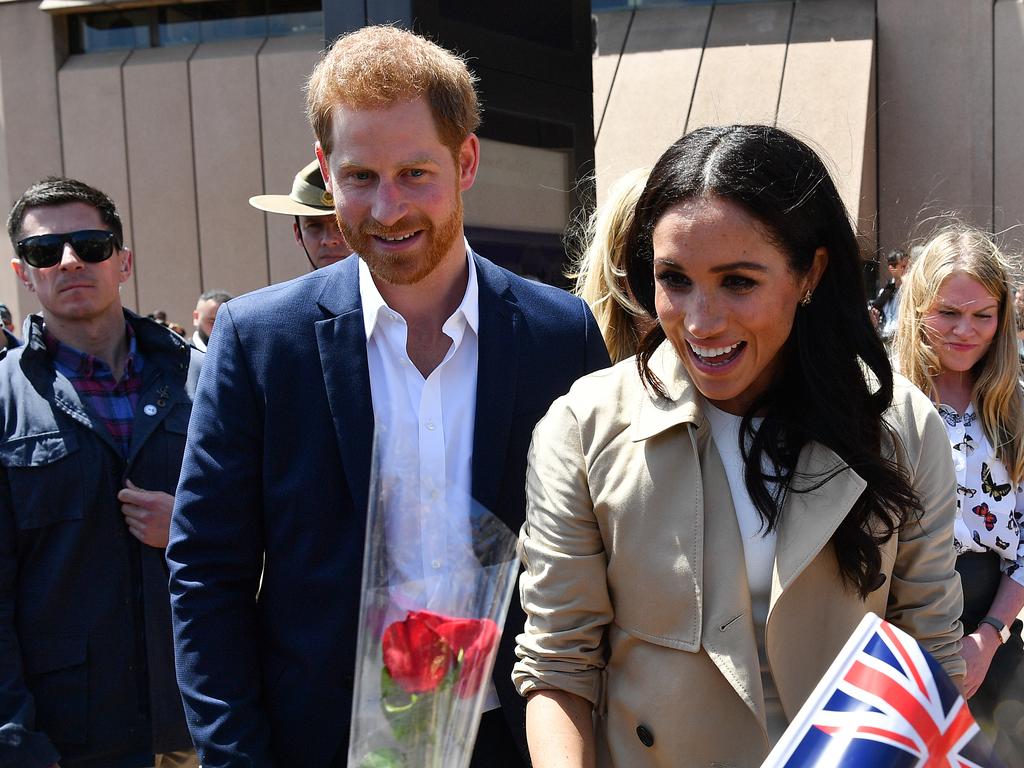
[15,229,120,269]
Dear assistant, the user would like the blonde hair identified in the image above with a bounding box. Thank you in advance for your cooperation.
[567,168,651,363]
[306,26,480,157]
[894,224,1024,483]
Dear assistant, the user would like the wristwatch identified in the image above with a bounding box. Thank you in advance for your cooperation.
[979,615,1010,644]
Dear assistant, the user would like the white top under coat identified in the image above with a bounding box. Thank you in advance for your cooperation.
[704,403,777,612]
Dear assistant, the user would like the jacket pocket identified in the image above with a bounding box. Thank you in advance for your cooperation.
[21,633,89,745]
[0,431,84,529]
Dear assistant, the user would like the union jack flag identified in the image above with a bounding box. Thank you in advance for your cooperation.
[762,613,1003,768]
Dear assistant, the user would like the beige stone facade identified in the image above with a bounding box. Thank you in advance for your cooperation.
[0,0,573,328]
[3,0,1023,327]
[594,0,1024,283]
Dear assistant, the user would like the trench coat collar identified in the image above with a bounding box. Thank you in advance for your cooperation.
[629,342,703,442]
[625,340,869,731]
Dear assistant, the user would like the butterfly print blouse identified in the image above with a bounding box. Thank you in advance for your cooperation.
[940,403,1024,585]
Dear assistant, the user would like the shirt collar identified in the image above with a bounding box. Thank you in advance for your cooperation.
[44,322,142,379]
[359,240,479,341]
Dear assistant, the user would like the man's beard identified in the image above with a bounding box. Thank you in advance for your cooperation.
[339,193,463,286]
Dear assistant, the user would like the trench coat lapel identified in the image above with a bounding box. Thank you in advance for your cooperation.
[632,343,766,729]
[771,442,867,602]
[314,258,374,517]
[698,434,767,732]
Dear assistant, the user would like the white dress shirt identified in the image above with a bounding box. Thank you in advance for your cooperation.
[359,249,499,710]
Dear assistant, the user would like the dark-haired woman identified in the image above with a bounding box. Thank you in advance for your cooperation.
[513,125,964,767]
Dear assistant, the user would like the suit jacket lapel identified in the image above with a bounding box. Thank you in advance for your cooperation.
[315,258,374,517]
[471,255,519,519]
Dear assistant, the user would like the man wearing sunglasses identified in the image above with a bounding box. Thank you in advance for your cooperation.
[0,177,200,768]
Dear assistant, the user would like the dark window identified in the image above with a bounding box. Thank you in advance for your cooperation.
[69,0,322,54]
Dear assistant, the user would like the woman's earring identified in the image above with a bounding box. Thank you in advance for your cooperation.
[800,290,813,306]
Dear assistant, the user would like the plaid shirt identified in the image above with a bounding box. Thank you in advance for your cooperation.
[45,324,144,457]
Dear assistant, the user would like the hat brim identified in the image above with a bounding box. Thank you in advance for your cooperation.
[248,194,335,217]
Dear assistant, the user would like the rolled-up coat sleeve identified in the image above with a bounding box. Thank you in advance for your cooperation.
[887,387,965,680]
[513,396,613,706]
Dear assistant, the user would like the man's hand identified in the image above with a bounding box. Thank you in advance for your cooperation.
[960,629,999,699]
[118,479,173,549]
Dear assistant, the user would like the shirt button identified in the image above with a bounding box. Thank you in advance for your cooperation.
[431,559,442,570]
[426,421,436,431]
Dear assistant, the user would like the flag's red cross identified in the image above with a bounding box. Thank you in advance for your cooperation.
[813,623,979,768]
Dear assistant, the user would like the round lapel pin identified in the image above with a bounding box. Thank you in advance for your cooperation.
[143,404,158,416]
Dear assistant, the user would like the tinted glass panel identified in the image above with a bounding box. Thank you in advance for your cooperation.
[70,0,324,53]
[73,8,153,53]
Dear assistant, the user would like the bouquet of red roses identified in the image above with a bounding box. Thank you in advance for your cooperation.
[347,421,520,768]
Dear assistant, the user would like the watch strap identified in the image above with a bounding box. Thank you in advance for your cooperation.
[979,615,1010,644]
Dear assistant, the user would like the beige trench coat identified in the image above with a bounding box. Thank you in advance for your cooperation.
[513,343,965,768]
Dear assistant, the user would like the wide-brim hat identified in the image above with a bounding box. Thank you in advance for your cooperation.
[249,160,335,217]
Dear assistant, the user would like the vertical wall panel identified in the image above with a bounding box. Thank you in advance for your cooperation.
[190,38,268,296]
[686,1,791,132]
[994,0,1024,259]
[592,10,631,141]
[59,50,138,311]
[777,0,875,243]
[466,140,570,234]
[257,34,322,285]
[0,1,64,324]
[123,46,202,325]
[877,0,992,253]
[594,6,711,201]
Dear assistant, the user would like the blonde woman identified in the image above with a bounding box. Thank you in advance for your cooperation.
[894,224,1024,761]
[568,168,652,363]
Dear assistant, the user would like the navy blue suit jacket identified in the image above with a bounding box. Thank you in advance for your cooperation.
[167,251,609,767]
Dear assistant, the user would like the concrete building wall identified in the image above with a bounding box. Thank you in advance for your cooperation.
[59,50,138,311]
[257,34,323,286]
[0,10,573,329]
[593,0,878,239]
[594,5,710,191]
[123,45,202,323]
[876,0,993,253]
[686,1,792,132]
[994,0,1024,258]
[593,0,1024,276]
[190,39,269,300]
[0,0,64,327]
[776,0,877,250]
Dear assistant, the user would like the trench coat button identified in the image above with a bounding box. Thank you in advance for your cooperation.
[636,724,654,747]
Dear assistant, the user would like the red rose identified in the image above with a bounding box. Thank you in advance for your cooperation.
[433,617,499,698]
[381,612,453,694]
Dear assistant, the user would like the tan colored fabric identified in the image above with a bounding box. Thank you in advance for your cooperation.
[153,749,200,768]
[514,342,965,768]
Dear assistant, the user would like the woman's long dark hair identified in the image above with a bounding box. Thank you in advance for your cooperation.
[625,125,921,598]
